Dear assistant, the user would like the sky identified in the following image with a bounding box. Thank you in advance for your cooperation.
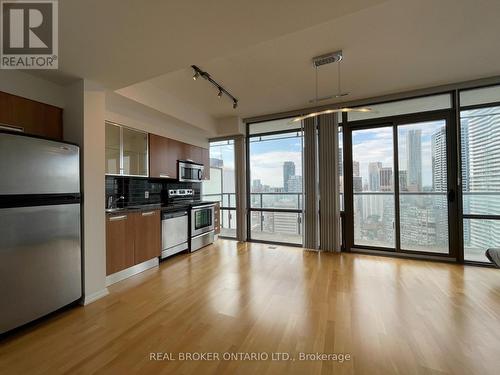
[351,120,446,189]
[249,134,303,188]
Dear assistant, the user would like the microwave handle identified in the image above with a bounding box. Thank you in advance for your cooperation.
[198,169,203,180]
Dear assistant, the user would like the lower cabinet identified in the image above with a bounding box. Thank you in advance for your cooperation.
[106,210,161,276]
[106,213,135,275]
[134,210,161,264]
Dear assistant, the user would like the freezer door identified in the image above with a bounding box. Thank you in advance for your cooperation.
[0,204,82,334]
[0,133,80,195]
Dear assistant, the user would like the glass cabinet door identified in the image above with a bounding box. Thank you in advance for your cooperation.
[122,127,148,176]
[105,123,121,175]
[105,122,148,177]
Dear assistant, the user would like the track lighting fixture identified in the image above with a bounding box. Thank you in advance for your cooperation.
[191,65,239,109]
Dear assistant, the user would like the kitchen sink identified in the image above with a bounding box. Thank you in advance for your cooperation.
[105,208,125,213]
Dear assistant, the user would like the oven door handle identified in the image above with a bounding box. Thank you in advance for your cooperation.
[192,204,215,210]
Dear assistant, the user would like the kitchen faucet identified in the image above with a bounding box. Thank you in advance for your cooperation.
[107,195,125,209]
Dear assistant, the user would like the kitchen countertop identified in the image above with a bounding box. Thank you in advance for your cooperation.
[105,204,161,214]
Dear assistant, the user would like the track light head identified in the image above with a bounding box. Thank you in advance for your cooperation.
[233,100,238,109]
[217,88,223,98]
[193,70,200,80]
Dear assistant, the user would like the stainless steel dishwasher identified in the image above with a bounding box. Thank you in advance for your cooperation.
[161,210,189,259]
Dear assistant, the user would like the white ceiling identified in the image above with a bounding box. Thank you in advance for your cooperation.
[46,0,385,88]
[34,0,500,129]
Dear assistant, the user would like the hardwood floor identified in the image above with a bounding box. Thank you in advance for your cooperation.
[1,240,500,375]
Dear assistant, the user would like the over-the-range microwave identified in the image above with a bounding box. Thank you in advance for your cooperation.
[178,160,204,182]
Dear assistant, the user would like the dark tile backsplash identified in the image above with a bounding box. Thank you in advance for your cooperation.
[105,176,201,208]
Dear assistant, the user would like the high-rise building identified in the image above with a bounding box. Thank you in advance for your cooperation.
[353,161,360,177]
[252,179,263,192]
[407,129,422,191]
[399,170,408,192]
[379,167,393,191]
[210,158,224,168]
[353,176,363,192]
[283,161,295,192]
[431,127,447,192]
[461,107,500,260]
[368,162,382,191]
[338,147,343,177]
[287,175,303,193]
[461,122,470,192]
[461,119,471,244]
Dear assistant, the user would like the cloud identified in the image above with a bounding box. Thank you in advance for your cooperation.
[250,151,302,187]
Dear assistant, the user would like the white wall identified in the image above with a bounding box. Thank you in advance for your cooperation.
[0,70,65,108]
[216,116,245,137]
[64,80,108,304]
[106,91,210,148]
[83,82,107,302]
[116,82,217,136]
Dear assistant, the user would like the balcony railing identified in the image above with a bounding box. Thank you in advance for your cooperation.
[250,192,303,245]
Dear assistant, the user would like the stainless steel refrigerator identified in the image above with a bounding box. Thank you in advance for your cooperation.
[0,131,82,334]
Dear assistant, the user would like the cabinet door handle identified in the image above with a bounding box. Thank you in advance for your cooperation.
[142,211,155,216]
[109,215,127,221]
[160,174,170,178]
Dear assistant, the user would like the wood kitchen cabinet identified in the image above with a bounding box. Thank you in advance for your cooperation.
[106,213,135,275]
[106,209,160,276]
[0,90,63,140]
[134,210,161,264]
[149,134,211,179]
[149,134,178,179]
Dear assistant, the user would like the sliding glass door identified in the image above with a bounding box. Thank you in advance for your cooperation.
[352,126,395,249]
[346,113,457,256]
[397,120,450,253]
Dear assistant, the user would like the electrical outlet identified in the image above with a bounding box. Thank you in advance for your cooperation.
[144,191,149,199]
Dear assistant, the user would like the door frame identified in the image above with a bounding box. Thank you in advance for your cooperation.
[343,109,459,258]
[245,124,305,247]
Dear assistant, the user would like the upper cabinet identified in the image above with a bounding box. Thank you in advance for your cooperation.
[149,134,176,179]
[105,122,148,177]
[0,91,63,140]
[123,127,148,176]
[149,134,210,180]
[105,123,121,174]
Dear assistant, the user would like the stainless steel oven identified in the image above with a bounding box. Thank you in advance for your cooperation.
[178,161,204,182]
[190,203,215,251]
